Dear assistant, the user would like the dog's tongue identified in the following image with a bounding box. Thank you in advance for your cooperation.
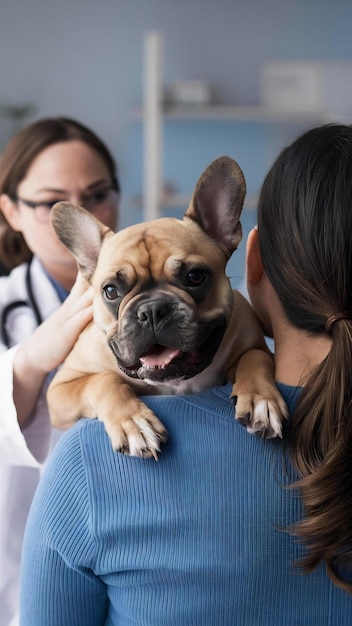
[140,345,181,369]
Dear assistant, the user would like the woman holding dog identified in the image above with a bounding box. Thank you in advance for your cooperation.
[19,123,352,624]
[0,116,120,626]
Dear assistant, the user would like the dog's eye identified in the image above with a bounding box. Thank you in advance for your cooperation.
[186,268,208,287]
[103,284,119,300]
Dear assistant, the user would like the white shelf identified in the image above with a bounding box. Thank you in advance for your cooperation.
[135,104,329,123]
[140,33,330,221]
[134,192,258,211]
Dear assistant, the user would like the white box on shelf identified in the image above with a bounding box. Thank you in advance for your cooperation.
[167,80,212,107]
[261,61,352,119]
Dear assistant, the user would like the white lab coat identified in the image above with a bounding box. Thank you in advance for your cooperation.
[0,257,63,626]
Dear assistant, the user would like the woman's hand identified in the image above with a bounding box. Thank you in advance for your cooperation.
[29,272,94,373]
[13,273,94,427]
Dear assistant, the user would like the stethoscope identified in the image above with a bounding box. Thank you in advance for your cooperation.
[1,258,43,348]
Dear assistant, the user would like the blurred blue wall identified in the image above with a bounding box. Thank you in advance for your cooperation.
[1,0,351,285]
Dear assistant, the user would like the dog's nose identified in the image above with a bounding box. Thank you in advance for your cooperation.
[137,300,170,329]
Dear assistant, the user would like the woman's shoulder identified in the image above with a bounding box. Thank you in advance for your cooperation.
[37,420,106,507]
[0,262,29,304]
[0,261,27,283]
[50,418,113,471]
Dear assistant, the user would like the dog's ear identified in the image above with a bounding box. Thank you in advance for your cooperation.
[51,202,111,281]
[184,156,245,259]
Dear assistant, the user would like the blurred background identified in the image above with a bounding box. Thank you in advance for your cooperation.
[1,0,351,286]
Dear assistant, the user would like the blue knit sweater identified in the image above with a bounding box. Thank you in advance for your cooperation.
[20,383,352,625]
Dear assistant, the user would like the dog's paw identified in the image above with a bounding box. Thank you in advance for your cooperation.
[103,403,168,459]
[231,388,288,439]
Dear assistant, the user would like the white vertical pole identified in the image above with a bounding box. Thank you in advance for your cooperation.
[143,32,163,222]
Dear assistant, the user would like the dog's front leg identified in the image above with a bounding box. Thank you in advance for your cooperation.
[47,372,168,458]
[225,291,288,438]
[229,349,288,438]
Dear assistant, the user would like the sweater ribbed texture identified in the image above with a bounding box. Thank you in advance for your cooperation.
[20,384,352,625]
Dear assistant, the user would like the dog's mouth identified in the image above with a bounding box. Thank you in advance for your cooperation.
[121,343,202,382]
[139,344,183,370]
[117,322,226,383]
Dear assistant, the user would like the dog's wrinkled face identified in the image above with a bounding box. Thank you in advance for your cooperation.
[91,218,234,384]
[51,155,246,387]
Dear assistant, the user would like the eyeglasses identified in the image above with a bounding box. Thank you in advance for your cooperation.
[11,185,119,222]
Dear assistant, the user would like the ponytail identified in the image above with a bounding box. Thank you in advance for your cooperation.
[258,123,352,592]
[290,319,352,592]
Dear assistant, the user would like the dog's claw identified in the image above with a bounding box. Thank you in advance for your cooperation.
[231,395,237,407]
[235,412,251,427]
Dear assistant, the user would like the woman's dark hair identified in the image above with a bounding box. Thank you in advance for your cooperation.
[0,116,120,269]
[258,123,352,592]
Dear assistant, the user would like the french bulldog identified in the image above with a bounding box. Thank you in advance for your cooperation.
[47,156,287,458]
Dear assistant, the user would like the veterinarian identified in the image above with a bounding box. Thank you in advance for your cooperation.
[0,116,120,626]
[19,123,352,625]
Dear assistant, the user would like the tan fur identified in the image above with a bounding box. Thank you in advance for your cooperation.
[48,156,287,457]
